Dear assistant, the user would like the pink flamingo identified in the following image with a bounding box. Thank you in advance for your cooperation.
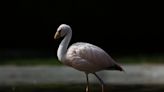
[54,24,124,92]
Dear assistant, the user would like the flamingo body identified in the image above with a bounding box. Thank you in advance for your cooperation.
[65,42,118,73]
[54,24,124,92]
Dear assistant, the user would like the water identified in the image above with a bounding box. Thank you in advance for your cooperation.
[1,65,164,85]
[0,65,164,92]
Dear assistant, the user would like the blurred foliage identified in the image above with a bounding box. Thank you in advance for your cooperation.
[0,54,164,65]
[116,54,164,64]
[0,58,62,66]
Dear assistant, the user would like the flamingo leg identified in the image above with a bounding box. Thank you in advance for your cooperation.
[93,73,105,92]
[85,73,90,92]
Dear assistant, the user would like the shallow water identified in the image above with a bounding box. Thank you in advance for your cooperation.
[0,84,164,92]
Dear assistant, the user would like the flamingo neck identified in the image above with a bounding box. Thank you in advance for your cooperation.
[57,30,72,62]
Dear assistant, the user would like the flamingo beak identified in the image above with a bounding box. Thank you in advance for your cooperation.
[54,31,61,39]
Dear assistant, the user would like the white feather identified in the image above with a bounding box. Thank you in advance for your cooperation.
[55,24,119,73]
[64,42,117,72]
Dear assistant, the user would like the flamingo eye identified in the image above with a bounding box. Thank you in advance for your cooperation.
[58,29,62,35]
[58,29,61,32]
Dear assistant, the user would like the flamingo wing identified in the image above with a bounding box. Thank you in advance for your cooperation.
[64,42,117,72]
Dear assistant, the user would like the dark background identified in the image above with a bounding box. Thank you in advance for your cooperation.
[0,0,163,59]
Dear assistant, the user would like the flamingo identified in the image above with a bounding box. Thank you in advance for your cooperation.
[54,24,124,92]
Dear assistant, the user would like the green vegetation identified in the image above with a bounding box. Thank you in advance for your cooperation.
[116,54,164,64]
[0,58,62,66]
[0,54,164,65]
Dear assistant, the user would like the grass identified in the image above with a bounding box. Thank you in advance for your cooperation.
[0,54,164,66]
